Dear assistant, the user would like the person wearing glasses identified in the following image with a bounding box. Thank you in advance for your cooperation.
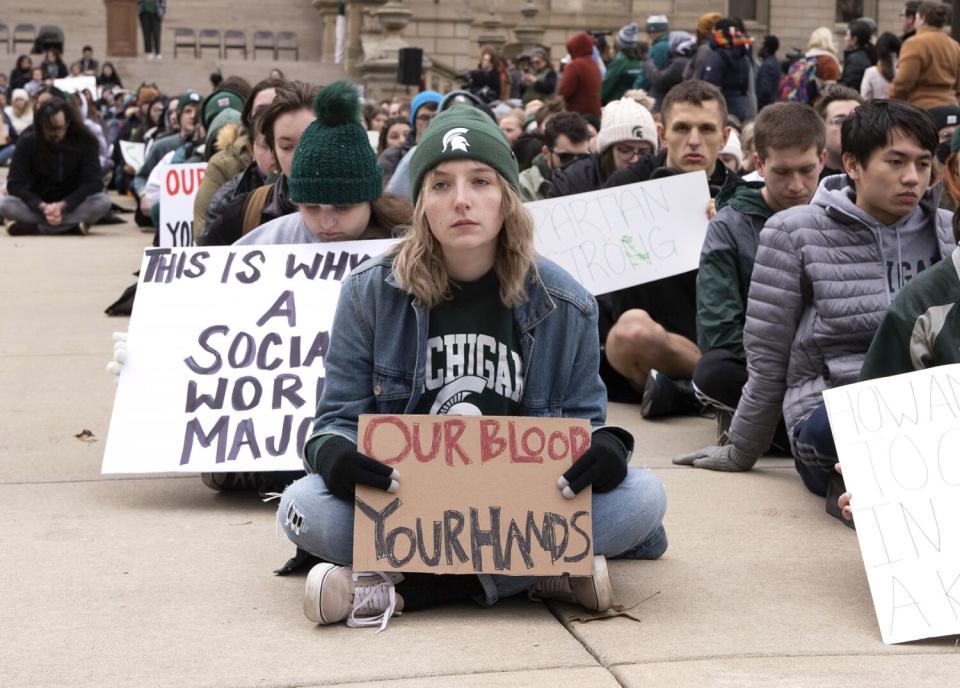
[813,84,864,179]
[549,96,658,198]
[377,90,441,188]
[518,111,592,202]
[521,50,558,106]
[1,97,111,235]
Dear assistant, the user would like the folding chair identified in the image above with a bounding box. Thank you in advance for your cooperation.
[198,29,222,59]
[276,31,299,61]
[12,24,36,53]
[173,28,198,58]
[223,30,247,59]
[253,30,275,60]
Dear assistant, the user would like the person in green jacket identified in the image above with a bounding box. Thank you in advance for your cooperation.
[837,211,959,523]
[602,23,648,104]
[859,212,960,380]
[646,15,671,69]
[693,103,826,443]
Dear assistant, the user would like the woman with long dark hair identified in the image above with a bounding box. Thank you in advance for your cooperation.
[859,32,900,99]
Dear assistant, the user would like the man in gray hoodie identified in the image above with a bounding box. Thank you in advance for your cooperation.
[675,100,955,504]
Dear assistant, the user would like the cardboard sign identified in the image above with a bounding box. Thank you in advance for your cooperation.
[53,75,97,95]
[353,415,593,576]
[102,241,396,474]
[823,364,960,644]
[119,140,146,172]
[158,163,207,248]
[527,171,710,295]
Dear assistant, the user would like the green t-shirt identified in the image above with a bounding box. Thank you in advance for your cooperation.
[414,270,524,415]
[143,0,158,13]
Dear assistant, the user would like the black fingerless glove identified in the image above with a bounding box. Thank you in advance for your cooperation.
[559,429,629,496]
[307,435,396,500]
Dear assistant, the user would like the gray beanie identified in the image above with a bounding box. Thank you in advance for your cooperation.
[617,22,639,48]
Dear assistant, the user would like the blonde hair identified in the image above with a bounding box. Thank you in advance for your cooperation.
[391,171,537,309]
[807,27,838,55]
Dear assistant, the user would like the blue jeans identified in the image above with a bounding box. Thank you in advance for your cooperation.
[791,404,837,497]
[278,466,668,605]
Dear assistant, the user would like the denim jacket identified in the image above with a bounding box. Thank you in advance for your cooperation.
[308,253,633,457]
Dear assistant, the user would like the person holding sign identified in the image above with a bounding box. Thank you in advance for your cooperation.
[277,105,667,629]
[600,81,738,416]
[675,100,955,505]
[693,103,826,447]
[836,212,960,522]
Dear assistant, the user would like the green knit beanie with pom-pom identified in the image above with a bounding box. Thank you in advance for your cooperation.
[287,81,383,205]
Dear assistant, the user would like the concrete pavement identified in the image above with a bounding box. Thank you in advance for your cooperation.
[1,196,957,687]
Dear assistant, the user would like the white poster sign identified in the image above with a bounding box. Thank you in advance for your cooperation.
[823,364,960,644]
[526,171,710,295]
[53,75,97,94]
[158,163,207,248]
[102,241,396,475]
[119,141,146,172]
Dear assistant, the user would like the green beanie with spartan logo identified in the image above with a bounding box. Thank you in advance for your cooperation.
[409,106,520,203]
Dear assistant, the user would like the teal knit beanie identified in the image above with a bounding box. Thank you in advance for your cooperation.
[409,106,520,202]
[287,81,383,205]
[177,90,202,119]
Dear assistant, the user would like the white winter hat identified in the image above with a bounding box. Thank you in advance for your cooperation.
[719,128,743,168]
[597,97,658,155]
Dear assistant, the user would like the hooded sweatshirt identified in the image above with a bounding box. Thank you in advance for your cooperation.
[728,174,955,458]
[558,33,602,119]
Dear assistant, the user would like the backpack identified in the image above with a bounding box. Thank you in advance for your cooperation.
[779,57,818,103]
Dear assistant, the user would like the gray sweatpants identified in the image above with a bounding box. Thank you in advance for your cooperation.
[0,193,112,234]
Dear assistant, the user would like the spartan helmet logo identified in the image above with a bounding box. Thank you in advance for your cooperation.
[442,127,471,153]
[631,125,646,140]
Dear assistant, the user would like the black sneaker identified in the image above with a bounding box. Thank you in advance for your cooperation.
[200,470,304,495]
[7,222,39,236]
[640,370,704,419]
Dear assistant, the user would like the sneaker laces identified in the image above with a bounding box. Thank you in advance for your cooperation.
[347,572,399,633]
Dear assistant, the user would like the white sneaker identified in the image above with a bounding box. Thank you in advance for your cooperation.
[155,54,162,60]
[303,563,404,631]
[529,555,613,611]
[145,52,155,60]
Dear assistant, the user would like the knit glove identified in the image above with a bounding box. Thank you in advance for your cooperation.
[106,331,128,380]
[557,430,629,498]
[672,444,758,472]
[314,435,400,500]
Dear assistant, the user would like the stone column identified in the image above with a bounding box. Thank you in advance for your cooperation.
[311,0,340,62]
[358,1,416,99]
[476,11,507,52]
[514,1,546,51]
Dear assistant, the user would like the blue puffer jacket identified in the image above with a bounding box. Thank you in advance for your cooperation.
[729,176,955,457]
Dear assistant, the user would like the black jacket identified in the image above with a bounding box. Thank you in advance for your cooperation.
[547,154,606,198]
[755,55,781,110]
[841,48,873,91]
[199,175,296,246]
[6,130,103,211]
